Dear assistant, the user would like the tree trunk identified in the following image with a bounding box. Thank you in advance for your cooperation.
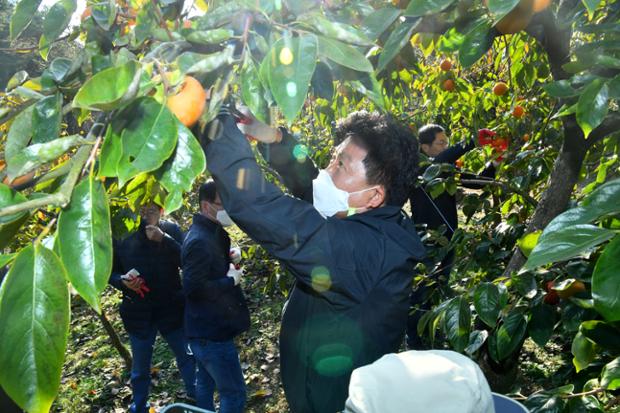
[95,309,133,370]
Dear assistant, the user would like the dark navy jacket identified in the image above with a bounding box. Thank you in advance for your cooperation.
[109,221,184,337]
[410,140,496,239]
[204,115,426,413]
[182,213,250,341]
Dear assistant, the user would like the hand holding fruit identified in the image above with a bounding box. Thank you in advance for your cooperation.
[236,106,282,144]
[229,247,242,265]
[226,263,243,286]
[121,269,151,298]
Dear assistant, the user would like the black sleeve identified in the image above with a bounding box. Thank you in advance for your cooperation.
[257,129,318,202]
[433,139,475,164]
[161,222,183,267]
[108,239,127,291]
[460,163,496,189]
[182,239,235,300]
[205,115,339,293]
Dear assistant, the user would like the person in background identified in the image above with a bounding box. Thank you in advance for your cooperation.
[109,202,195,413]
[182,181,250,413]
[407,124,499,349]
[200,106,425,413]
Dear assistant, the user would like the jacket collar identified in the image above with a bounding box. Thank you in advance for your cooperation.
[192,212,221,231]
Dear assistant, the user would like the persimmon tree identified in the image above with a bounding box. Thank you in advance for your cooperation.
[0,0,619,412]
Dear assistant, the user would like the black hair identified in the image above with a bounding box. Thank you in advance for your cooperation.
[198,180,217,204]
[418,124,445,146]
[333,111,419,207]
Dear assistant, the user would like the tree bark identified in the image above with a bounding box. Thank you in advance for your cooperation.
[95,309,132,370]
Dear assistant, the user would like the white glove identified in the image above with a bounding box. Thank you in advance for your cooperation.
[229,247,242,265]
[226,263,243,286]
[236,106,281,143]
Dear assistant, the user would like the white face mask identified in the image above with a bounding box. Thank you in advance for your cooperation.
[312,169,378,218]
[216,209,234,227]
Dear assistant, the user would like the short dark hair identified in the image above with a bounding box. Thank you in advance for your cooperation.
[199,180,217,204]
[418,124,445,146]
[333,111,419,207]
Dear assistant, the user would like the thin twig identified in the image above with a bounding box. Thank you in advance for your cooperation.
[151,0,174,41]
[154,61,171,96]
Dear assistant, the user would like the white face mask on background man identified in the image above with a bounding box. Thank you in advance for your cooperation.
[216,209,234,227]
[312,169,378,218]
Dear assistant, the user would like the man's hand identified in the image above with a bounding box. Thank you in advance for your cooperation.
[226,263,243,286]
[121,269,151,297]
[145,225,165,242]
[229,247,242,265]
[236,106,282,144]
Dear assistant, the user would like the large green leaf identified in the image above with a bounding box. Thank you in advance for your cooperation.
[32,93,62,144]
[404,0,456,16]
[571,332,596,373]
[42,0,76,45]
[6,135,81,181]
[57,176,112,313]
[444,296,471,352]
[10,0,43,41]
[543,80,579,98]
[98,124,123,178]
[592,235,620,322]
[318,36,373,72]
[524,224,616,270]
[473,282,500,327]
[0,253,15,268]
[576,78,609,139]
[0,244,70,413]
[459,20,495,68]
[6,106,34,161]
[580,177,620,219]
[489,308,527,362]
[299,14,372,46]
[73,61,140,111]
[240,56,270,124]
[377,20,417,72]
[362,7,401,41]
[185,28,233,45]
[485,0,520,18]
[156,121,206,213]
[582,0,601,17]
[266,35,318,123]
[601,357,620,390]
[176,46,234,76]
[0,184,30,250]
[579,320,620,352]
[529,304,556,347]
[116,97,178,186]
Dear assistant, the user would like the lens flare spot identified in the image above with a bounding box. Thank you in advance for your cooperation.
[312,343,353,377]
[286,81,297,97]
[311,266,331,293]
[279,47,294,65]
[236,168,248,190]
[293,144,309,161]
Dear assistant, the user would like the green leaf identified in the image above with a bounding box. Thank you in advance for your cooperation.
[517,231,541,257]
[57,176,112,313]
[608,74,620,99]
[10,0,43,41]
[576,79,609,139]
[0,244,70,413]
[32,93,62,144]
[0,184,30,249]
[98,125,122,178]
[444,296,471,352]
[42,0,77,44]
[459,20,495,68]
[318,36,373,72]
[350,73,385,109]
[6,135,81,180]
[362,7,401,41]
[299,14,372,46]
[464,330,488,355]
[485,0,520,18]
[529,304,556,347]
[601,357,620,390]
[240,56,270,124]
[6,70,29,91]
[474,282,500,327]
[0,253,16,268]
[156,121,206,213]
[489,308,527,362]
[543,80,579,98]
[592,235,620,322]
[404,0,457,16]
[185,28,233,45]
[524,224,616,270]
[266,35,318,124]
[580,177,620,220]
[46,57,81,83]
[579,320,620,352]
[113,98,178,187]
[512,272,537,299]
[582,0,601,18]
[176,46,234,76]
[377,20,417,72]
[73,61,139,111]
[572,331,597,372]
[6,105,33,161]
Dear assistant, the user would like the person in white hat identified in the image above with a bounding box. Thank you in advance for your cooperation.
[344,350,495,413]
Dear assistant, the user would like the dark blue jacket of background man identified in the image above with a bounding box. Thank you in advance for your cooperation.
[182,213,250,341]
[203,115,426,413]
[109,221,185,337]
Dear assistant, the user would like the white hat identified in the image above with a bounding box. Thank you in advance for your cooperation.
[344,350,495,413]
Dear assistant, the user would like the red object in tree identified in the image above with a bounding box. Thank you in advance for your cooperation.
[477,128,497,146]
[544,290,560,305]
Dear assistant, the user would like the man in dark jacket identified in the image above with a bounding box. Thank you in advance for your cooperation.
[109,203,195,413]
[201,108,425,413]
[407,124,497,349]
[182,181,250,413]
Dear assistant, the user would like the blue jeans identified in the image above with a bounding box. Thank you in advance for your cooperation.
[129,327,196,413]
[189,339,246,413]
